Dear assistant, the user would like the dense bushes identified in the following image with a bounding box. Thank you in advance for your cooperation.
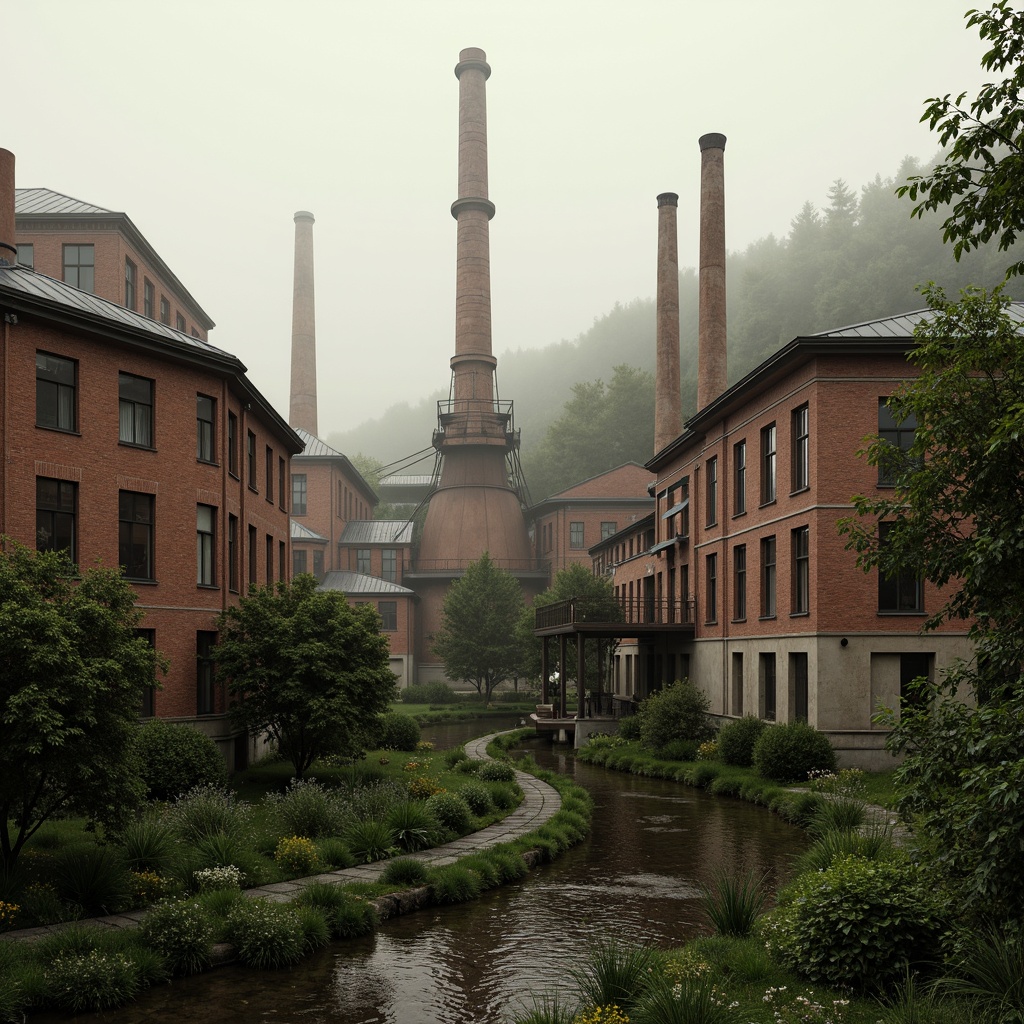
[399,682,460,704]
[375,711,421,751]
[716,715,768,767]
[636,680,714,753]
[135,720,227,802]
[752,721,837,782]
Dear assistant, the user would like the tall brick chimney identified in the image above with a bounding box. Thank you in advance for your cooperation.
[0,149,16,266]
[655,192,681,452]
[697,133,727,411]
[289,210,318,436]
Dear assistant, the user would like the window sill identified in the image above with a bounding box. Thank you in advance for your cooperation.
[124,577,158,585]
[197,583,219,591]
[704,619,718,626]
[731,617,747,624]
[790,611,810,618]
[119,442,157,452]
[731,511,747,520]
[36,424,80,436]
[877,610,926,616]
[197,459,219,468]
[789,486,810,497]
[758,615,777,622]
[248,485,259,494]
[759,499,777,509]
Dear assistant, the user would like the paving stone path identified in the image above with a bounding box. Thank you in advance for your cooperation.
[2,731,562,943]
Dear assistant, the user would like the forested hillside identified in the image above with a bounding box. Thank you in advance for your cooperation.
[328,155,1014,498]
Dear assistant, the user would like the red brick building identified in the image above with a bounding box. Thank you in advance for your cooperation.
[1,155,302,767]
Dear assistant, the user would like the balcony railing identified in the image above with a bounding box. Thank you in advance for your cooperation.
[535,596,697,630]
[408,557,550,575]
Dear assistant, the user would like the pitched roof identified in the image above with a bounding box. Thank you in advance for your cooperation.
[340,520,414,544]
[813,303,1024,338]
[291,520,328,542]
[16,188,113,216]
[318,570,415,597]
[292,429,378,504]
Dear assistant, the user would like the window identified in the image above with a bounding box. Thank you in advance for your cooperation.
[878,399,918,485]
[138,629,156,717]
[159,296,170,325]
[119,491,154,580]
[143,278,154,318]
[760,424,776,504]
[292,473,307,515]
[228,412,238,476]
[705,552,718,623]
[733,440,746,515]
[36,478,76,559]
[124,258,137,310]
[791,652,808,722]
[760,653,777,721]
[196,505,215,586]
[196,631,217,716]
[248,524,257,585]
[119,373,153,447]
[279,540,286,582]
[175,312,186,332]
[16,243,33,268]
[62,244,94,291]
[792,525,809,614]
[601,521,617,540]
[196,395,215,462]
[792,404,809,492]
[228,514,239,592]
[357,548,371,574]
[878,522,923,612]
[293,548,308,576]
[247,431,257,489]
[266,534,273,586]
[706,456,718,526]
[570,522,584,549]
[760,535,776,618]
[278,457,286,511]
[382,548,397,583]
[379,601,398,631]
[733,544,746,621]
[36,352,76,431]
[265,447,274,502]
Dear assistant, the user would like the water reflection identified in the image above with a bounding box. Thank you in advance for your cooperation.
[74,721,805,1024]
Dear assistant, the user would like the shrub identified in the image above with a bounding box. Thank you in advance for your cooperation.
[294,882,378,938]
[316,837,355,870]
[477,760,516,783]
[274,835,320,875]
[225,898,305,969]
[263,778,348,839]
[660,739,699,762]
[696,740,718,761]
[379,857,430,887]
[167,784,251,843]
[686,762,720,788]
[376,711,421,751]
[570,940,661,1013]
[429,865,482,904]
[752,721,837,783]
[407,775,445,800]
[44,949,140,1013]
[115,817,177,873]
[346,780,407,820]
[455,758,482,774]
[632,975,737,1024]
[296,905,331,952]
[139,899,213,975]
[458,780,494,816]
[698,869,770,937]
[488,782,521,811]
[52,846,129,917]
[344,820,397,863]
[717,715,768,767]
[425,791,473,835]
[443,747,469,768]
[617,715,641,740]
[796,823,900,874]
[400,681,459,704]
[808,797,867,837]
[636,680,714,753]
[762,855,947,989]
[386,801,439,852]
[193,864,243,892]
[135,719,227,801]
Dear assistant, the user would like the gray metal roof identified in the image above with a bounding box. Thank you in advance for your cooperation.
[15,188,113,216]
[381,474,434,487]
[318,570,415,597]
[0,264,231,357]
[291,520,328,542]
[340,520,414,545]
[294,428,348,459]
[814,302,1024,339]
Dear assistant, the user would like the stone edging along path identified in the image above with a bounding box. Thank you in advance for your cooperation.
[2,732,562,947]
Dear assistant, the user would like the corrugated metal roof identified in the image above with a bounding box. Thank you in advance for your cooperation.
[0,264,232,357]
[814,302,1024,338]
[340,520,414,544]
[291,521,328,542]
[15,188,113,216]
[294,428,347,459]
[318,570,415,596]
[381,474,434,486]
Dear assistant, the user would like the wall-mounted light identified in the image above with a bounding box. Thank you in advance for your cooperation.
[840,637,849,648]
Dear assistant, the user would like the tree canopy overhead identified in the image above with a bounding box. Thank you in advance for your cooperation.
[0,540,161,867]
[216,574,396,778]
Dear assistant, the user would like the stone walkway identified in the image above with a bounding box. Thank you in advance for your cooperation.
[2,732,562,943]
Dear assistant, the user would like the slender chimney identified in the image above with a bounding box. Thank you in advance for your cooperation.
[289,210,318,436]
[0,149,16,266]
[655,192,681,451]
[697,133,727,411]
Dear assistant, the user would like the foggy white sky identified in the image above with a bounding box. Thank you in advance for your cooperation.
[7,0,992,437]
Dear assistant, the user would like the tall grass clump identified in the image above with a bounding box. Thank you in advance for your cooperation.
[569,940,661,1013]
[167,784,252,843]
[263,778,349,839]
[138,898,213,975]
[698,868,770,937]
[115,816,177,872]
[295,883,377,939]
[429,865,482,904]
[344,820,396,863]
[379,857,430,887]
[225,898,305,969]
[632,974,740,1024]
[386,801,439,852]
[52,846,129,917]
[936,926,1024,1022]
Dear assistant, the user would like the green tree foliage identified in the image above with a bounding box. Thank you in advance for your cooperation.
[135,719,227,801]
[432,554,525,698]
[636,680,714,753]
[215,574,396,779]
[896,1,1024,278]
[0,540,161,867]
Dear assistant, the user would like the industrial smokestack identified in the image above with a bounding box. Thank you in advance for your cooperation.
[289,210,318,436]
[697,133,727,411]
[655,192,681,451]
[0,149,16,266]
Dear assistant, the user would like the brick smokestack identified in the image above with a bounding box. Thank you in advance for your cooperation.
[655,192,681,451]
[289,210,318,436]
[697,133,727,411]
[0,149,16,266]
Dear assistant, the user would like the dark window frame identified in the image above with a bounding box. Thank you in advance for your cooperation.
[760,535,777,618]
[227,412,238,477]
[62,243,94,292]
[733,543,746,621]
[292,473,307,515]
[143,278,155,318]
[197,504,216,587]
[705,552,718,624]
[733,440,746,516]
[792,403,810,492]
[124,257,137,310]
[760,423,777,505]
[118,372,154,448]
[247,431,257,491]
[119,490,155,581]
[196,394,215,463]
[36,477,77,561]
[706,456,718,527]
[792,525,809,615]
[379,600,398,631]
[36,351,77,432]
[228,514,239,592]
[878,521,924,613]
[569,521,585,549]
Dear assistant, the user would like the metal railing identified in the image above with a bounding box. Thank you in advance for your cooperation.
[409,557,550,575]
[535,596,697,630]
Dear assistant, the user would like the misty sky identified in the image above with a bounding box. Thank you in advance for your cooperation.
[7,1,992,437]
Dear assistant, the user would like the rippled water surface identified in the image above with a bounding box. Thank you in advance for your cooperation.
[82,720,806,1024]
